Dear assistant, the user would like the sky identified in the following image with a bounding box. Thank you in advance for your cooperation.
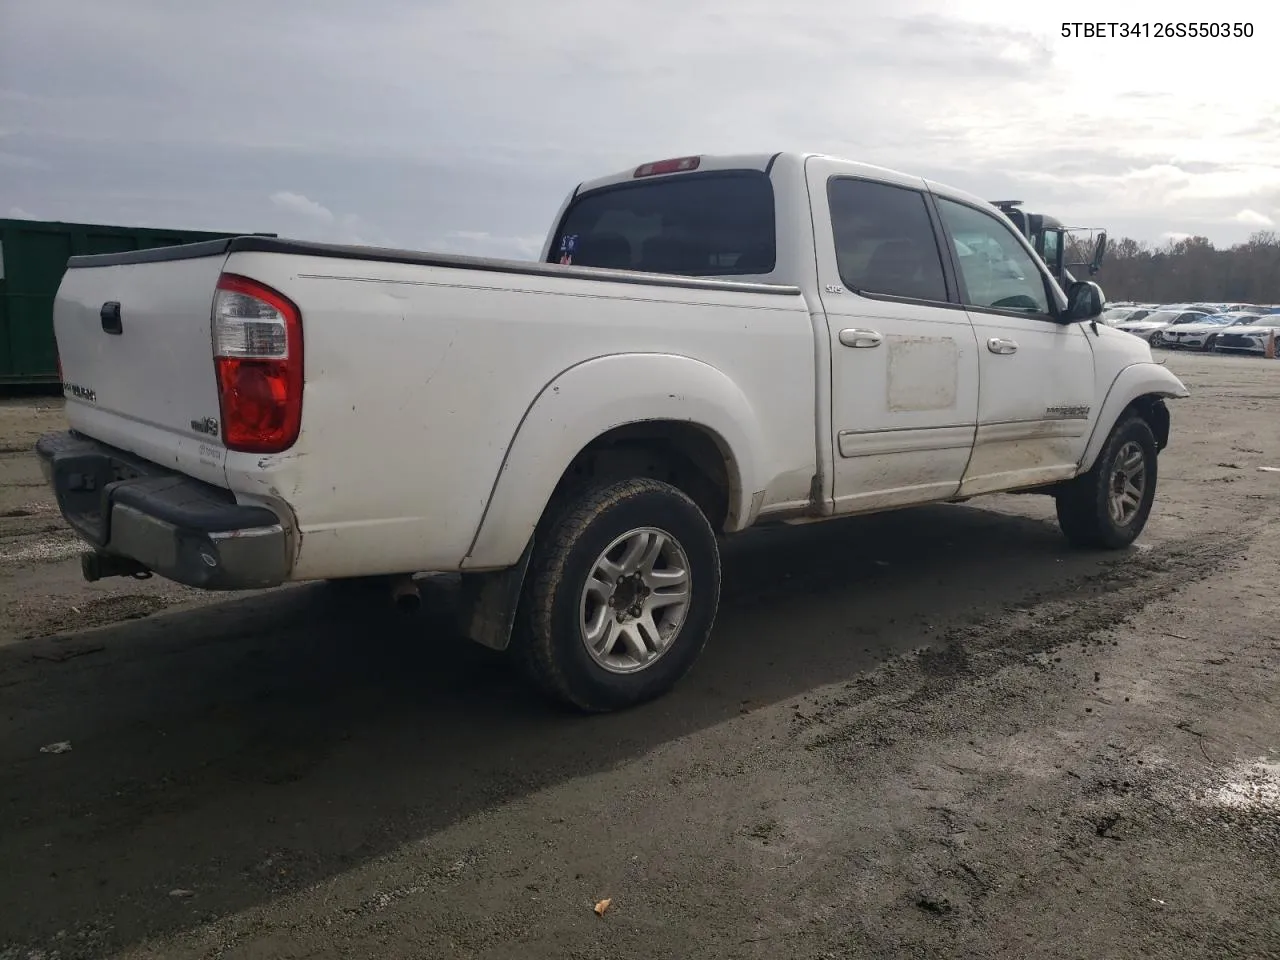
[2,0,1277,259]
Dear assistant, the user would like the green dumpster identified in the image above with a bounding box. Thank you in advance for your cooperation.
[0,218,272,386]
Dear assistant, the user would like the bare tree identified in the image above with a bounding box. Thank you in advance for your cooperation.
[1094,231,1280,303]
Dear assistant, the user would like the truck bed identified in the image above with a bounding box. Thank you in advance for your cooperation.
[53,235,818,582]
[68,235,803,297]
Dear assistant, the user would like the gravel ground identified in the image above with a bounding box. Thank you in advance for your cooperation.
[0,353,1277,960]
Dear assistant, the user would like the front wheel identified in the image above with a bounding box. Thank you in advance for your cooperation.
[1055,414,1158,549]
[515,477,721,712]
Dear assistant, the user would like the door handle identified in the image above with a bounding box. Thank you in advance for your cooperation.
[987,337,1017,355]
[100,301,123,335]
[839,328,882,348]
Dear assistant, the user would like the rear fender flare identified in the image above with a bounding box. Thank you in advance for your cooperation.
[1078,362,1189,472]
[462,353,764,570]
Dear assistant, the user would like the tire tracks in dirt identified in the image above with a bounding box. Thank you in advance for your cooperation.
[788,523,1255,755]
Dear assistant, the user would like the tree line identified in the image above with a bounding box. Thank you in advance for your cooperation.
[1065,230,1280,304]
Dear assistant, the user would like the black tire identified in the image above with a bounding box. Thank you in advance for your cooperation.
[1202,333,1219,352]
[1055,414,1158,550]
[514,477,721,712]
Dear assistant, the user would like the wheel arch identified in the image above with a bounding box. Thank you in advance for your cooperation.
[462,353,765,571]
[1078,363,1188,473]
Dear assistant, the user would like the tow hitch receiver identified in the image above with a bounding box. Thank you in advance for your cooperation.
[81,551,152,583]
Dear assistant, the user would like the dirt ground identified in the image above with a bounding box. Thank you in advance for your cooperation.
[1,352,1277,960]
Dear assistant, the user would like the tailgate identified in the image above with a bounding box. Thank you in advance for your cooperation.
[53,248,231,487]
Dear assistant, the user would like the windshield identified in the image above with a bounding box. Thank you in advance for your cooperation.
[549,170,776,276]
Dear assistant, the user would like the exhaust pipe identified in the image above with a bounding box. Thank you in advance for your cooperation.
[390,575,421,613]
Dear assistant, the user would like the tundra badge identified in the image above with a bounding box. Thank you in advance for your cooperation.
[1045,404,1090,419]
[191,416,220,436]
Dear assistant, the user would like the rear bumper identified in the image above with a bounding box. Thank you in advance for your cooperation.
[35,431,292,590]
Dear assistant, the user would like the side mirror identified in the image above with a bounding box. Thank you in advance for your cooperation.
[1065,280,1104,322]
[1090,232,1107,275]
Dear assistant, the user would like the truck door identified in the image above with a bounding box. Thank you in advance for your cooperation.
[928,193,1096,496]
[805,157,981,514]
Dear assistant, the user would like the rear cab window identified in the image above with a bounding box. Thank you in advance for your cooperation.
[548,171,776,277]
[826,178,949,302]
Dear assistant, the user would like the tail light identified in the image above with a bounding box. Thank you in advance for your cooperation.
[634,156,700,178]
[212,273,303,453]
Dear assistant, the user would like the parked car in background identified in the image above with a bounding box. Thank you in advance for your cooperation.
[1155,313,1260,350]
[1116,308,1213,343]
[1101,306,1153,325]
[1213,314,1280,355]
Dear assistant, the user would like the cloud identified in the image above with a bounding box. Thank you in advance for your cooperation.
[8,206,35,219]
[439,230,545,259]
[269,191,334,222]
[1,0,1278,251]
[1234,209,1275,227]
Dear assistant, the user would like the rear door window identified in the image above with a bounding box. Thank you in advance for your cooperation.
[549,171,776,276]
[826,178,949,303]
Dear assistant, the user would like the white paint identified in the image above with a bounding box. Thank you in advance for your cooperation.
[886,338,960,412]
[55,256,231,487]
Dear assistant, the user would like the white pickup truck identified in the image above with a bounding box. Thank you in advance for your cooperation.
[38,152,1189,711]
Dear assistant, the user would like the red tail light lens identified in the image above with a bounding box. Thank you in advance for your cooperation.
[634,156,700,178]
[212,273,303,453]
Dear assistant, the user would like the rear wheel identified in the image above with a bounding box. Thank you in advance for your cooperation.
[1055,414,1158,549]
[514,477,721,712]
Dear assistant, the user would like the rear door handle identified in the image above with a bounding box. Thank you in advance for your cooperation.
[100,302,123,335]
[839,328,882,348]
[987,337,1017,355]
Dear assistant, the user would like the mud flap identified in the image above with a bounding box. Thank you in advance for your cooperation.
[456,538,534,652]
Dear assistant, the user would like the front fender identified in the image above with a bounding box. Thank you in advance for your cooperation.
[462,353,766,570]
[1078,361,1190,472]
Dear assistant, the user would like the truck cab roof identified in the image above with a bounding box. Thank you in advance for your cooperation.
[571,151,1008,218]
[554,152,1023,274]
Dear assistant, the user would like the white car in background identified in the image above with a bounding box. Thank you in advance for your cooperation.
[1213,314,1280,355]
[1155,313,1261,350]
[1116,308,1212,343]
[1101,306,1153,326]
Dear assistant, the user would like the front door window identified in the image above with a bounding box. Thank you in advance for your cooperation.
[935,197,1051,315]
